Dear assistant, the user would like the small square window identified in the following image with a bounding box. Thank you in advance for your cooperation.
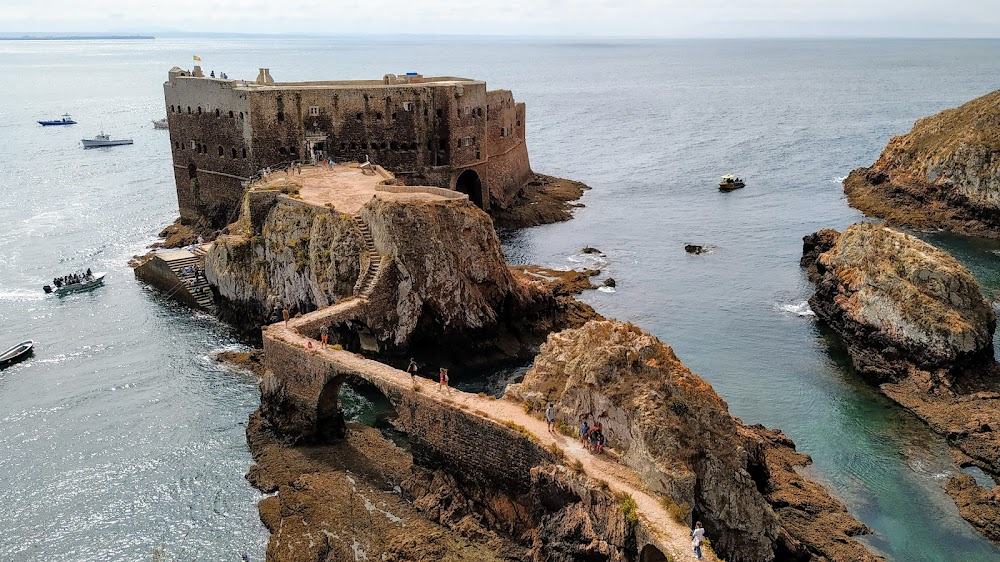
[309,106,320,116]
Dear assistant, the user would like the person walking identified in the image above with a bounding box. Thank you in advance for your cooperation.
[691,521,705,560]
[282,308,290,326]
[407,358,418,382]
[545,403,556,434]
[320,325,329,348]
[439,367,449,393]
[579,418,590,448]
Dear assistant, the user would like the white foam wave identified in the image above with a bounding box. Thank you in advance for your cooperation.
[597,286,616,293]
[832,176,847,183]
[779,301,814,317]
[0,288,45,302]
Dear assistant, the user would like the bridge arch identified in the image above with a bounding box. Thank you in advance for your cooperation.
[454,169,484,208]
[316,372,403,444]
[639,544,669,562]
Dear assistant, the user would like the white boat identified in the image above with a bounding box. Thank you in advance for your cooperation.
[152,118,168,129]
[43,272,107,295]
[82,132,133,148]
[0,340,34,368]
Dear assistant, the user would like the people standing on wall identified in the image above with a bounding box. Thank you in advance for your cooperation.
[320,325,329,348]
[407,358,418,382]
[282,308,290,326]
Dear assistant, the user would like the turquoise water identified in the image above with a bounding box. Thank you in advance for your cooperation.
[2,37,1000,561]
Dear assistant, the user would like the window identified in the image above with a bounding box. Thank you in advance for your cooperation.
[242,148,247,159]
[239,112,244,120]
[435,108,442,118]
[402,102,413,111]
[279,147,287,156]
[309,106,319,116]
[477,107,483,117]
[215,108,220,117]
[390,141,398,150]
[187,106,191,114]
[190,140,196,150]
[231,148,238,158]
[229,110,234,118]
[500,127,505,138]
[391,112,397,120]
[356,112,363,121]
[197,106,202,114]
[276,111,284,122]
[375,111,383,121]
[458,137,475,148]
[170,105,175,113]
[340,143,346,151]
[218,146,224,157]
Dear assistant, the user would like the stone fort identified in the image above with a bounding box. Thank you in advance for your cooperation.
[164,66,534,228]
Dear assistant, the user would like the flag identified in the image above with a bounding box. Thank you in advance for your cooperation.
[193,55,202,62]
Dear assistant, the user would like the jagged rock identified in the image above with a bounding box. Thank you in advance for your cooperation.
[945,473,1000,543]
[508,320,879,562]
[804,223,995,384]
[581,247,603,255]
[603,278,616,288]
[684,244,704,254]
[844,89,1000,237]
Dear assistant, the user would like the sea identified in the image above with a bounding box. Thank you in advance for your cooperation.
[2,37,1000,562]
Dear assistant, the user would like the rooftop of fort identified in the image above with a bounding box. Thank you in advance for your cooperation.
[168,66,483,91]
[252,163,464,215]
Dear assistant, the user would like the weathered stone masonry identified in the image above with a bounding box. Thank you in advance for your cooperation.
[165,67,533,228]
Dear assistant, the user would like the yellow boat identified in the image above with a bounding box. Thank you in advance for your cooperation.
[719,174,745,191]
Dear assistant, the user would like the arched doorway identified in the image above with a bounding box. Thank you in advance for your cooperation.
[316,374,348,442]
[639,544,669,562]
[455,169,484,208]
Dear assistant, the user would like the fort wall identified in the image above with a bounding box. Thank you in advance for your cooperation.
[163,68,533,228]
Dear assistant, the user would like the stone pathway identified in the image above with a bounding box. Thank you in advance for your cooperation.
[269,318,719,562]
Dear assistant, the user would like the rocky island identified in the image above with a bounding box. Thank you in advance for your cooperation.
[844,88,1000,237]
[802,223,1000,542]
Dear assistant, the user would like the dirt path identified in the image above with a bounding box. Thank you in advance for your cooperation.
[270,317,717,561]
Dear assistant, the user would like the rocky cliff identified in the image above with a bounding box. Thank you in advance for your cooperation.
[206,188,593,359]
[803,223,1000,543]
[844,89,1000,237]
[507,320,879,562]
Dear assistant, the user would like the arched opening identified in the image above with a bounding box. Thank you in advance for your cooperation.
[231,147,238,159]
[187,163,197,179]
[455,169,484,208]
[242,148,247,159]
[218,145,224,157]
[228,110,234,118]
[639,545,669,562]
[316,373,405,447]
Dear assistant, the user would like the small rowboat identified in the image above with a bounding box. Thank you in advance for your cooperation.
[0,340,34,368]
[152,118,168,129]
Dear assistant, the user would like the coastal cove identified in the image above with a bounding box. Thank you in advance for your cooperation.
[4,37,1000,561]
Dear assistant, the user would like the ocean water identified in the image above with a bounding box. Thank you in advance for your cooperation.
[2,37,1000,561]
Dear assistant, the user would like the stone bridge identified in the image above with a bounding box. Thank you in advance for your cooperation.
[260,301,718,562]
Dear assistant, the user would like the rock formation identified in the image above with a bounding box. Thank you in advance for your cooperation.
[206,180,594,359]
[507,320,879,562]
[844,89,1000,237]
[803,223,1000,543]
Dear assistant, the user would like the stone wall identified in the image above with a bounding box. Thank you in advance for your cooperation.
[261,332,555,492]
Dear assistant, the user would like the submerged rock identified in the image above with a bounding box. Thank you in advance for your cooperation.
[508,319,879,562]
[684,244,704,254]
[844,89,1000,237]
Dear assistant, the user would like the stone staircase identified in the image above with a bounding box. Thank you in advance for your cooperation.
[353,216,382,298]
[165,253,215,312]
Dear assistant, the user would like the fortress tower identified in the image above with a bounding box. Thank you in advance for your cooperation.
[163,67,533,228]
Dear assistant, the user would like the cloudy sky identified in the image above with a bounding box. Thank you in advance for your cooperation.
[3,0,999,37]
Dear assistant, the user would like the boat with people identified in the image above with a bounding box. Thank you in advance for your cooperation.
[43,269,107,295]
[719,174,746,191]
[152,118,168,129]
[38,114,77,126]
[0,340,34,369]
[82,132,133,148]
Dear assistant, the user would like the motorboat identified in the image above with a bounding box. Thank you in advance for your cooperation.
[152,118,168,129]
[43,272,107,295]
[38,114,76,126]
[0,340,34,369]
[719,174,745,191]
[82,132,133,148]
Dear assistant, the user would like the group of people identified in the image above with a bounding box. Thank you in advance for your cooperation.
[53,268,93,288]
[208,70,228,79]
[285,161,302,175]
[406,358,450,393]
[578,416,606,454]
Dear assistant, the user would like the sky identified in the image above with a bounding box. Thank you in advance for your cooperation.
[2,0,1000,38]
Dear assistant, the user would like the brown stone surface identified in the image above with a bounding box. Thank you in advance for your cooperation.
[215,348,265,377]
[507,320,880,562]
[154,219,201,249]
[491,174,590,229]
[945,474,1000,544]
[509,265,600,296]
[843,88,1000,237]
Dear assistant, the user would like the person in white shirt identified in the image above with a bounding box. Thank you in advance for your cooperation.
[545,404,556,433]
[691,521,705,559]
